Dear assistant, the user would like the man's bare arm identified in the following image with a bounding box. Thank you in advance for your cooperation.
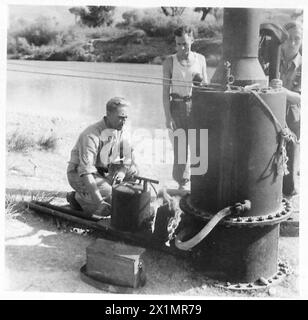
[81,173,104,204]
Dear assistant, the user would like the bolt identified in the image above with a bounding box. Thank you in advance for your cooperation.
[276,213,281,218]
[247,217,253,222]
[236,284,241,288]
[267,215,273,219]
[257,217,264,221]
[247,284,253,288]
[273,276,278,280]
[258,277,268,286]
[225,282,231,287]
[268,287,277,296]
[236,217,242,222]
[277,272,282,276]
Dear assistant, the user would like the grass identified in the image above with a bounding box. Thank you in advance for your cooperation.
[5,191,59,220]
[37,133,58,151]
[5,194,24,219]
[7,129,58,153]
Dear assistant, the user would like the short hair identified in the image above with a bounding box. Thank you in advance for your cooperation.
[174,25,195,38]
[106,97,130,113]
[284,21,303,34]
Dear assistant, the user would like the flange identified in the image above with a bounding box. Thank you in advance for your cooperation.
[180,195,293,227]
[216,260,292,291]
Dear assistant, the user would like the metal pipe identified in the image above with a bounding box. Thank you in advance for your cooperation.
[212,8,267,86]
[32,201,96,220]
[26,201,189,258]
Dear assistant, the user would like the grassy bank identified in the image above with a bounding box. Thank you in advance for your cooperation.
[7,9,223,65]
[7,7,302,65]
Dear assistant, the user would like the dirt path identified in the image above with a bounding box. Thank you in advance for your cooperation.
[5,204,299,297]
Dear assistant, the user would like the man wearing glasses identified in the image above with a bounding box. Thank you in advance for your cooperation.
[66,97,137,217]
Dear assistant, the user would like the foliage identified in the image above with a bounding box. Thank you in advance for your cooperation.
[37,132,58,151]
[121,9,140,26]
[7,129,58,153]
[7,7,300,63]
[5,194,24,219]
[161,7,186,17]
[9,16,60,46]
[194,7,213,21]
[68,6,115,27]
[7,130,36,152]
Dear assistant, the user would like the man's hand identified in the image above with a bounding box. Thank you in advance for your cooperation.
[93,200,111,217]
[113,170,125,183]
[165,117,176,130]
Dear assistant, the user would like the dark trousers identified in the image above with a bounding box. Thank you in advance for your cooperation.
[170,100,192,185]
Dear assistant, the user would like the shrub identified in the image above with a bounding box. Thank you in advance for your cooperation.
[7,130,36,153]
[5,194,23,219]
[134,13,184,37]
[9,16,60,47]
[37,133,58,151]
[6,129,58,152]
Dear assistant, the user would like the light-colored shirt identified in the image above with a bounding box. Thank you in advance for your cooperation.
[280,52,301,125]
[68,118,133,176]
[171,52,208,97]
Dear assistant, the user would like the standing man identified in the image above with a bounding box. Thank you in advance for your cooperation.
[162,26,208,190]
[66,97,138,216]
[270,22,302,196]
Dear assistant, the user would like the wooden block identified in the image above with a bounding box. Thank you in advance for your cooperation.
[86,238,146,288]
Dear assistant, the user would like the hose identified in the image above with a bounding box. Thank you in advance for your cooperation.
[175,200,251,251]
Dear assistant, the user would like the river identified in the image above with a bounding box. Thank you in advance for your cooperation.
[7,60,215,129]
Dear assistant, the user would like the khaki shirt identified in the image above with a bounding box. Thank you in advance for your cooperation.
[68,118,133,176]
[280,52,302,94]
[280,53,301,129]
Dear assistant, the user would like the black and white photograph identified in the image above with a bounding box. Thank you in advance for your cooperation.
[2,0,308,300]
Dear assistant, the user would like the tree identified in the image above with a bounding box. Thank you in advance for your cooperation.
[161,7,186,17]
[194,7,213,21]
[68,7,84,25]
[68,6,115,27]
[122,10,140,26]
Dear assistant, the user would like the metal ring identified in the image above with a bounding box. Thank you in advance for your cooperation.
[180,195,293,227]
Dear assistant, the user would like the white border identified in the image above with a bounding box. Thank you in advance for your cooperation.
[1,0,307,300]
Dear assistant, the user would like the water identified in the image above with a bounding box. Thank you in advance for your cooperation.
[7,60,215,129]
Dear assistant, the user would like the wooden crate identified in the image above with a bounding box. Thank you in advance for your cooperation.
[86,238,146,288]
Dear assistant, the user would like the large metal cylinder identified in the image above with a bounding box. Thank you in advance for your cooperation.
[212,8,267,86]
[178,7,290,287]
[191,222,280,283]
[190,88,286,216]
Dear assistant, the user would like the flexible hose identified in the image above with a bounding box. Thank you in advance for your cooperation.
[175,200,251,251]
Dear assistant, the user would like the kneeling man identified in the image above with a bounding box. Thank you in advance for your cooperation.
[66,97,137,216]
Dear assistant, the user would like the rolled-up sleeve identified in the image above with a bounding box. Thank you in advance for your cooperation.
[77,134,99,176]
